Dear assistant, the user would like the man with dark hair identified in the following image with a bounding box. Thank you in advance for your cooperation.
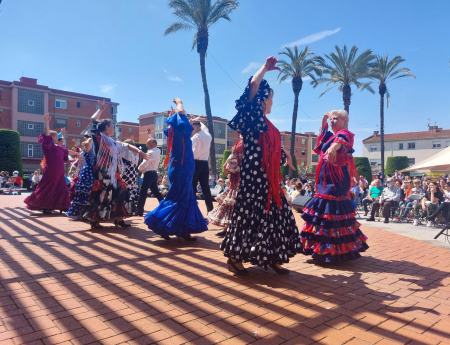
[190,116,213,213]
[136,133,163,216]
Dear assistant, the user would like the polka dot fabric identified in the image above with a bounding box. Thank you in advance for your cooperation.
[221,78,302,267]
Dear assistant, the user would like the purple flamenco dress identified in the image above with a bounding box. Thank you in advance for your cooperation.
[301,124,369,262]
[24,134,71,212]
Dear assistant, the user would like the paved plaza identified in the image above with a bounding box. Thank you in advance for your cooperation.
[0,195,449,345]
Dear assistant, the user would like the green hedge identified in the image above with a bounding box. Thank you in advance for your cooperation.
[385,156,410,177]
[280,154,298,179]
[23,176,31,190]
[136,143,147,154]
[354,157,372,184]
[0,129,23,176]
[221,150,231,177]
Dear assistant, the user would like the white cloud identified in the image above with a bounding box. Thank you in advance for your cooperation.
[282,28,341,48]
[61,86,72,91]
[242,62,263,74]
[298,119,320,122]
[168,76,183,82]
[162,69,168,73]
[100,84,116,94]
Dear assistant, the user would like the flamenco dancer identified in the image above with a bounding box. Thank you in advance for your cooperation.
[207,136,243,237]
[24,113,78,214]
[221,56,302,275]
[144,98,208,241]
[121,138,140,216]
[83,100,146,229]
[66,139,95,219]
[301,111,369,262]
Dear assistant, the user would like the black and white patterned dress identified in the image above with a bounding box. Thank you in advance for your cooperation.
[122,153,139,216]
[220,78,302,267]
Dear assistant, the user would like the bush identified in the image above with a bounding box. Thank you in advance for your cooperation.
[354,157,372,184]
[280,154,298,179]
[221,150,231,177]
[136,143,147,154]
[385,156,409,177]
[23,175,31,190]
[0,129,23,177]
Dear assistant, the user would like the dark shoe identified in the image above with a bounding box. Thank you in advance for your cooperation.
[178,235,197,241]
[366,217,375,222]
[426,214,437,221]
[216,230,227,237]
[43,210,53,214]
[161,235,171,240]
[268,264,290,274]
[114,220,131,228]
[90,221,103,229]
[137,213,143,217]
[364,211,368,216]
[384,218,390,224]
[227,259,249,275]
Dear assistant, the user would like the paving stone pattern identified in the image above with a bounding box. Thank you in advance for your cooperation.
[0,195,449,345]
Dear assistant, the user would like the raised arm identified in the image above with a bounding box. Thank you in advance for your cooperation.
[91,99,108,121]
[249,56,280,103]
[147,128,153,140]
[173,97,186,115]
[44,113,51,136]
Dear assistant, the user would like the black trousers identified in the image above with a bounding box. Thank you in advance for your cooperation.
[137,170,163,215]
[192,160,213,212]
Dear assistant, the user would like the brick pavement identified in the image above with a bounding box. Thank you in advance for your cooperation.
[0,195,449,345]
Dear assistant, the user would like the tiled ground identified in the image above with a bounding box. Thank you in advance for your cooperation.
[0,195,449,345]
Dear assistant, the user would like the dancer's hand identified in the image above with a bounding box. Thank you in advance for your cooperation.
[264,56,281,72]
[325,142,340,163]
[322,114,329,129]
[97,99,107,113]
[173,97,182,105]
[283,150,296,171]
[60,127,66,136]
[190,116,206,124]
[72,138,77,145]
[44,113,51,122]
[147,128,151,134]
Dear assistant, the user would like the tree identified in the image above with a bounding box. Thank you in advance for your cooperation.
[369,55,415,176]
[385,156,409,177]
[297,164,313,177]
[0,130,23,177]
[277,46,323,177]
[164,0,239,175]
[221,149,231,177]
[354,157,372,184]
[313,45,375,115]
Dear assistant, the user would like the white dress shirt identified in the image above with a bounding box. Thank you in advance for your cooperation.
[191,123,212,161]
[138,147,161,173]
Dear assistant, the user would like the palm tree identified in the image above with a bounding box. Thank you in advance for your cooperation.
[164,0,239,175]
[313,45,376,115]
[369,54,415,176]
[277,46,323,177]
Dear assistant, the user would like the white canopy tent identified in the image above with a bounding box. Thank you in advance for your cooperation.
[401,145,450,172]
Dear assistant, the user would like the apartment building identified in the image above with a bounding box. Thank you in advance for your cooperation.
[138,111,233,157]
[362,125,450,173]
[0,77,118,173]
[280,131,319,175]
[116,121,139,142]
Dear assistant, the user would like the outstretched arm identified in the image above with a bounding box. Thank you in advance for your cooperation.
[249,56,280,103]
[44,113,51,136]
[91,99,108,121]
[173,97,186,115]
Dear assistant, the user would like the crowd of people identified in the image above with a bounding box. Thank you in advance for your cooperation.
[8,56,374,272]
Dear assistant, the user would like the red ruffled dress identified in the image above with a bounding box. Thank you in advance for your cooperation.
[301,124,369,262]
[24,134,71,211]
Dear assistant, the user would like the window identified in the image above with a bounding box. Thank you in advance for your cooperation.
[215,143,225,154]
[17,121,44,137]
[28,144,33,157]
[55,118,67,128]
[77,102,82,108]
[18,89,44,114]
[370,160,378,166]
[432,141,441,149]
[408,142,415,149]
[213,122,226,139]
[408,158,416,166]
[77,120,81,127]
[281,135,285,144]
[312,138,317,148]
[55,99,67,109]
[370,145,377,152]
[96,104,99,111]
[118,126,122,132]
[399,143,403,150]
[227,127,233,134]
[161,147,167,156]
[296,138,298,143]
[154,132,163,140]
[154,115,165,130]
[312,154,319,163]
[128,128,133,133]
[227,140,232,147]
[20,142,43,158]
[288,137,291,141]
[111,106,116,115]
[302,150,306,156]
[76,139,81,146]
[302,138,306,145]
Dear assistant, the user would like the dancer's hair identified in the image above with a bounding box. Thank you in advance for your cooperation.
[327,109,349,124]
[261,88,274,113]
[98,119,112,133]
[49,130,57,137]
[124,139,135,146]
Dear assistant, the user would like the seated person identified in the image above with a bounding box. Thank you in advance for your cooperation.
[215,179,225,193]
[291,181,305,200]
[305,185,314,197]
[363,179,383,216]
[413,181,443,227]
[288,178,298,193]
[427,182,450,223]
[224,179,230,191]
[401,179,423,219]
[9,171,23,188]
[367,178,400,223]
[31,171,41,190]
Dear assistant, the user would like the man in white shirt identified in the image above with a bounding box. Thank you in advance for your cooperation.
[190,116,214,212]
[367,177,401,224]
[136,137,164,216]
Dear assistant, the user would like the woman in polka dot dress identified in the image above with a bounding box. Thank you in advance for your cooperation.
[221,56,302,275]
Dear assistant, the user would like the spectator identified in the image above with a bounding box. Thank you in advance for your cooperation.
[31,171,41,191]
[224,179,230,191]
[208,169,215,188]
[427,182,450,223]
[300,176,308,184]
[362,179,383,216]
[282,185,292,204]
[215,179,225,193]
[359,175,368,188]
[196,181,203,199]
[413,181,443,227]
[288,178,297,193]
[284,175,290,184]
[291,182,305,200]
[9,171,23,188]
[305,185,314,197]
[367,178,401,223]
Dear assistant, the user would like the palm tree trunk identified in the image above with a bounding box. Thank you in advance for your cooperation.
[289,91,300,178]
[199,49,217,175]
[343,84,351,115]
[379,88,385,177]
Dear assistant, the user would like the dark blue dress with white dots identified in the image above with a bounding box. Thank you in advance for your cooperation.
[220,78,302,267]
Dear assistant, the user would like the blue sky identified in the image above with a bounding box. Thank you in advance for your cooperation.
[1,0,450,155]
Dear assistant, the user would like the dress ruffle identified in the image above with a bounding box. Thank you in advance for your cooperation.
[206,188,238,227]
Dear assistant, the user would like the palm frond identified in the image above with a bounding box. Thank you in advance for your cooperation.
[319,85,337,98]
[164,22,194,36]
[208,0,238,26]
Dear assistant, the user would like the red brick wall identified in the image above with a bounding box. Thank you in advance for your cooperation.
[0,87,12,129]
[120,124,140,142]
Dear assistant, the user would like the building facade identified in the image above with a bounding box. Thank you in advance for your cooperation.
[362,126,450,173]
[280,131,319,175]
[0,77,118,173]
[116,121,139,142]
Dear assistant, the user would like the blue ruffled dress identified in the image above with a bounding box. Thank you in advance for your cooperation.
[144,113,208,238]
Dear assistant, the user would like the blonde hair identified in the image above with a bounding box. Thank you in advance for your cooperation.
[327,109,349,124]
[49,130,57,137]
